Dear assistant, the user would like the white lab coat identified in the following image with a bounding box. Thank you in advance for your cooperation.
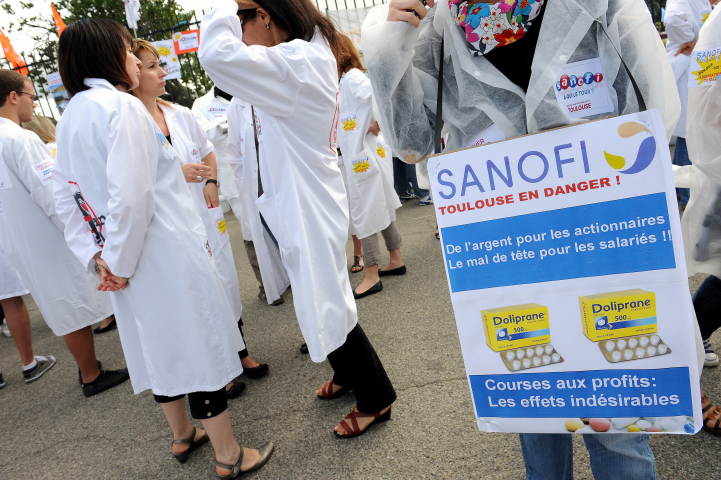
[200,0,357,361]
[0,118,112,335]
[337,69,401,239]
[225,99,291,305]
[160,103,242,321]
[53,79,243,396]
[664,0,712,138]
[191,89,252,239]
[0,243,29,301]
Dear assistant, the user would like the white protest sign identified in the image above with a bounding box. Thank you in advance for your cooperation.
[429,110,701,435]
[554,58,614,119]
[152,40,181,80]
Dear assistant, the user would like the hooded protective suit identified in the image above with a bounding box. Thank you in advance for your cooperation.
[361,0,680,163]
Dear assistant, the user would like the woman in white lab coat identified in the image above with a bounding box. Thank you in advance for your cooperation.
[200,0,396,437]
[54,19,272,477]
[363,0,680,475]
[129,39,268,385]
[335,34,405,300]
[664,0,712,207]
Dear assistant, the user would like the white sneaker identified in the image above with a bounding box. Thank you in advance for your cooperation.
[418,195,433,206]
[704,338,720,367]
[1,324,10,338]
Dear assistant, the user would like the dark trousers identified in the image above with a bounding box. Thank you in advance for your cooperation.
[694,275,721,340]
[153,387,227,419]
[393,156,429,198]
[328,323,396,414]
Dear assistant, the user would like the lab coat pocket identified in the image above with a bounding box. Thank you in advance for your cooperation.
[208,206,230,249]
[191,221,213,262]
[348,151,380,184]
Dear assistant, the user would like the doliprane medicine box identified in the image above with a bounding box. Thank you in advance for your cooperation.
[482,303,551,352]
[579,289,657,342]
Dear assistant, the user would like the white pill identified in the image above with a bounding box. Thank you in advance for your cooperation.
[612,350,622,362]
[624,349,634,360]
[605,341,616,352]
[651,335,660,346]
[640,337,649,347]
[506,351,515,362]
[636,419,652,430]
[542,355,551,365]
[636,347,645,358]
[526,348,535,358]
[517,349,525,360]
[545,345,554,355]
[512,360,521,371]
[533,356,542,367]
[552,353,561,363]
[629,338,639,349]
[536,346,544,356]
[658,344,668,354]
[647,346,657,356]
[617,339,627,350]
[523,358,531,368]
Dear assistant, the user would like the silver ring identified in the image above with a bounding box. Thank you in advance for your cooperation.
[196,175,202,182]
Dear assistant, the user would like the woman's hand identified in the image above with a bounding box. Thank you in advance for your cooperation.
[387,0,434,27]
[675,40,696,56]
[367,121,381,136]
[204,182,220,208]
[181,163,212,183]
[95,257,128,292]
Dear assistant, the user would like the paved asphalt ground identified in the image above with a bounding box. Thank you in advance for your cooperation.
[2,198,721,479]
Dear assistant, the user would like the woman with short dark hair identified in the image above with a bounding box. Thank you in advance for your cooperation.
[53,18,273,477]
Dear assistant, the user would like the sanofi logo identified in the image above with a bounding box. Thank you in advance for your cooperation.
[603,122,656,175]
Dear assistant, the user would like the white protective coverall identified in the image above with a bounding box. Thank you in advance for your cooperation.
[159,103,242,321]
[336,69,401,239]
[53,79,244,396]
[664,0,712,138]
[200,0,357,362]
[191,89,252,239]
[361,0,681,163]
[0,118,112,335]
[225,98,291,305]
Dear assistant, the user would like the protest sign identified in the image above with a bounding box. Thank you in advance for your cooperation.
[429,110,702,435]
[151,40,181,80]
[173,30,200,55]
[47,72,69,114]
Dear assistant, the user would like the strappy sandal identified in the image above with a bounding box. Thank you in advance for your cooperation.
[172,426,210,463]
[351,255,364,273]
[702,393,721,435]
[334,406,392,438]
[216,442,275,479]
[317,380,349,400]
[435,227,440,239]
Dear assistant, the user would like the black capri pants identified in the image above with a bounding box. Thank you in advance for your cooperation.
[153,387,227,419]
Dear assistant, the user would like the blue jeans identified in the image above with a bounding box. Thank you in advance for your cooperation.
[519,433,656,480]
[693,274,721,340]
[672,137,691,206]
[393,157,428,198]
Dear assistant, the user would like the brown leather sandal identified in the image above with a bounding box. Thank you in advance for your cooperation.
[351,255,364,273]
[317,380,348,400]
[702,393,721,435]
[334,407,392,438]
[172,426,209,463]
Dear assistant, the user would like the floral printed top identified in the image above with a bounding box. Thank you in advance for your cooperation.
[449,0,545,56]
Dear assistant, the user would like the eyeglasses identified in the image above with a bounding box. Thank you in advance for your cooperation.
[16,92,39,101]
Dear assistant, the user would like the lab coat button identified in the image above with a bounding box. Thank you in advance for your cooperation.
[205,400,210,404]
[207,412,212,417]
[559,55,568,62]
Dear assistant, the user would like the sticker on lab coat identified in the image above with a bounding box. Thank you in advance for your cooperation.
[208,206,230,248]
[254,114,262,140]
[351,156,373,175]
[203,235,213,260]
[239,130,246,155]
[0,144,14,190]
[340,114,359,133]
[186,142,201,163]
[375,143,388,159]
[205,104,228,122]
[32,158,54,186]
[462,123,507,149]
[688,45,721,88]
[700,9,711,26]
[554,58,614,119]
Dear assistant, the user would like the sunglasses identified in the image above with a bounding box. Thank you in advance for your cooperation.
[16,91,39,101]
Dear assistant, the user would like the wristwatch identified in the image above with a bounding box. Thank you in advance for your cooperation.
[206,179,219,188]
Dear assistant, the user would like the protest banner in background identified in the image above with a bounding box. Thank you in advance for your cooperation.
[47,72,69,114]
[173,30,200,55]
[429,110,702,435]
[151,40,181,80]
[327,7,372,48]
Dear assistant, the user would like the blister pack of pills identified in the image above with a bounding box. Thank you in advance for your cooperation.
[500,344,564,372]
[598,334,671,363]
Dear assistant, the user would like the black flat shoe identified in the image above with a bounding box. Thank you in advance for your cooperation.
[216,442,274,479]
[77,360,102,385]
[243,364,269,379]
[81,369,130,397]
[226,380,247,399]
[173,426,210,463]
[300,343,309,354]
[353,281,383,299]
[93,316,116,334]
[379,265,406,277]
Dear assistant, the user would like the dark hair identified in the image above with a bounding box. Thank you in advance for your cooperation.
[239,0,343,60]
[58,18,134,97]
[0,69,30,108]
[336,34,365,78]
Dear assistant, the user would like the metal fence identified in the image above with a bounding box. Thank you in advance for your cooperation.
[2,0,667,120]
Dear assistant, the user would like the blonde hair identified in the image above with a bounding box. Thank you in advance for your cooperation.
[22,115,56,144]
[130,39,173,108]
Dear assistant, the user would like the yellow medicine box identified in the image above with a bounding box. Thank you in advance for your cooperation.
[482,303,551,352]
[579,289,657,342]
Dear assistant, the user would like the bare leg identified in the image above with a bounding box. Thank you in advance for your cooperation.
[97,316,114,329]
[352,235,362,257]
[159,397,207,454]
[381,248,404,271]
[1,296,34,365]
[241,356,260,369]
[200,409,260,475]
[354,264,380,294]
[63,326,100,383]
